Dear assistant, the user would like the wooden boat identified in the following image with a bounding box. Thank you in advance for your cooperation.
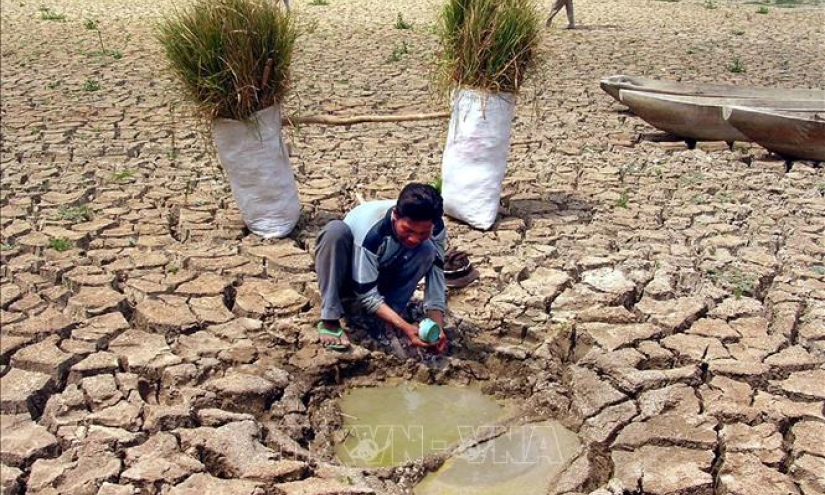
[619,90,825,143]
[724,106,825,161]
[601,74,825,103]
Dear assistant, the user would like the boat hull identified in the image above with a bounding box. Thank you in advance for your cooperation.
[619,90,825,142]
[601,75,825,103]
[725,107,825,161]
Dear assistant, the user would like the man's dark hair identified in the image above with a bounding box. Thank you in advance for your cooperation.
[396,183,443,223]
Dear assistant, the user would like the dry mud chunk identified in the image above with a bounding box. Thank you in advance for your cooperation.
[27,446,121,495]
[0,464,23,495]
[764,345,821,372]
[67,351,121,384]
[577,322,661,352]
[771,370,825,401]
[176,273,231,297]
[552,284,619,313]
[569,365,626,418]
[5,308,73,341]
[0,334,33,367]
[143,404,194,432]
[197,408,256,427]
[708,359,771,381]
[208,318,263,341]
[204,373,282,414]
[133,298,198,334]
[612,446,714,495]
[108,328,182,378]
[274,478,375,495]
[660,333,730,362]
[613,365,699,394]
[636,296,706,331]
[88,399,144,432]
[168,473,264,495]
[189,296,235,325]
[581,267,637,303]
[178,421,307,485]
[80,374,123,411]
[233,279,309,318]
[10,336,78,383]
[637,384,701,419]
[175,331,231,362]
[719,453,800,495]
[244,242,313,274]
[97,482,138,495]
[41,384,88,431]
[519,267,572,306]
[709,297,765,320]
[791,455,825,494]
[579,400,637,445]
[71,312,130,348]
[0,368,53,417]
[752,391,824,422]
[0,414,59,468]
[792,421,825,458]
[721,423,784,465]
[66,287,127,319]
[122,433,204,487]
[613,413,717,450]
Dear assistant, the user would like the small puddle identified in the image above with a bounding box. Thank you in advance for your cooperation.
[414,422,581,495]
[336,383,512,467]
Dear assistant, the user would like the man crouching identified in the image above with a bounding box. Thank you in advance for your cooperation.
[314,183,448,353]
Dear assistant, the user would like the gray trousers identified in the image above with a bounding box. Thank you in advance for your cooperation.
[548,0,574,27]
[315,220,435,321]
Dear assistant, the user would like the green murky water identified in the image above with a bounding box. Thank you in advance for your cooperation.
[336,384,512,467]
[415,422,581,495]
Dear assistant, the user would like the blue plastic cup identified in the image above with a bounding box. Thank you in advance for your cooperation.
[418,318,441,343]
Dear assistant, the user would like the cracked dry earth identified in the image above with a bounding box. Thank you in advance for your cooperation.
[1,0,825,492]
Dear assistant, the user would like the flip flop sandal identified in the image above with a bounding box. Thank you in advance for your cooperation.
[317,322,351,352]
[446,266,480,289]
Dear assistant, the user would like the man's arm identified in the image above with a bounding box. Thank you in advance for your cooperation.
[423,220,447,316]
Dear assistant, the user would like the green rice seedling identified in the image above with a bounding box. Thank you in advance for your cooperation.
[615,191,629,208]
[82,79,100,91]
[112,169,134,181]
[731,28,745,35]
[39,7,66,21]
[309,0,329,5]
[436,0,542,94]
[727,57,746,73]
[84,18,98,29]
[757,6,769,12]
[49,237,72,251]
[395,13,413,29]
[0,242,15,251]
[54,205,92,223]
[654,0,681,3]
[385,41,409,63]
[703,0,718,8]
[157,0,299,120]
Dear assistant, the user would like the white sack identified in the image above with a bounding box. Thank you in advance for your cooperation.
[441,89,515,230]
[212,105,300,239]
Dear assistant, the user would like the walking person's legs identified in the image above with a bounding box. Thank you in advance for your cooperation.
[564,0,575,29]
[546,0,566,26]
[315,220,353,349]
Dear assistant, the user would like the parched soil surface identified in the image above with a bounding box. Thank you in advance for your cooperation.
[2,0,824,493]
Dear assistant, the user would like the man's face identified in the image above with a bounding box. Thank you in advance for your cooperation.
[392,210,434,249]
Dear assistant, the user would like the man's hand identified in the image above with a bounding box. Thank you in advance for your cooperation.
[427,310,448,355]
[376,304,434,348]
